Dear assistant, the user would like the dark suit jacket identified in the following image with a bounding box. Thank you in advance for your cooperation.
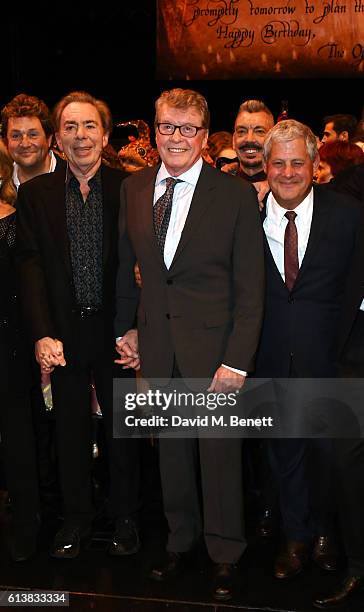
[325,162,364,204]
[337,205,364,358]
[16,164,127,363]
[115,161,265,379]
[53,153,67,173]
[255,185,361,377]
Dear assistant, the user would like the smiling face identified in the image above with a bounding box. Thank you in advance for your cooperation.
[55,102,108,176]
[155,102,208,176]
[264,137,319,210]
[6,116,52,172]
[233,110,274,176]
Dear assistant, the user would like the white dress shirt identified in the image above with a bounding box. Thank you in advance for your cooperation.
[154,158,203,269]
[263,188,314,279]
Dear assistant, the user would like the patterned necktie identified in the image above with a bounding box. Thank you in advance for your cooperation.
[284,210,299,291]
[153,177,181,254]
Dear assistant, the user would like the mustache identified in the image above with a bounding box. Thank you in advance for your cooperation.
[238,142,263,152]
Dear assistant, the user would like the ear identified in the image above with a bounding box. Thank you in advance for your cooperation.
[55,133,64,152]
[338,131,349,142]
[47,134,53,149]
[313,152,320,173]
[202,129,209,150]
[102,132,109,149]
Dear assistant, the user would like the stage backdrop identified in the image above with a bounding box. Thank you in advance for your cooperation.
[157,0,364,79]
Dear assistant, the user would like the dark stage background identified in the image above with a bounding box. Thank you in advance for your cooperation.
[2,2,363,141]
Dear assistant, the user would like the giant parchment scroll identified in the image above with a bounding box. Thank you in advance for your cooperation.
[157,0,364,78]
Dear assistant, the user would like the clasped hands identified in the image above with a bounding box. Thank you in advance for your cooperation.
[115,329,140,370]
[35,337,66,374]
[114,330,245,392]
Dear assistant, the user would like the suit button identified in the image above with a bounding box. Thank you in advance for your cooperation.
[167,279,173,285]
[288,296,295,304]
[166,313,170,319]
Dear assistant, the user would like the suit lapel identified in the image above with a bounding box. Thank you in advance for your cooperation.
[260,203,288,290]
[139,165,166,267]
[101,166,117,268]
[44,169,73,277]
[170,162,215,269]
[138,162,215,270]
[295,187,330,284]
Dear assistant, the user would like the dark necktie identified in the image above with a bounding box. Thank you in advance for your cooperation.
[153,177,181,254]
[284,210,299,291]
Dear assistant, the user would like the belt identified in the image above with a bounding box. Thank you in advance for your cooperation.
[72,306,102,318]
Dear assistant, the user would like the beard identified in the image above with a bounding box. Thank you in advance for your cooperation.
[240,157,263,168]
[238,142,263,170]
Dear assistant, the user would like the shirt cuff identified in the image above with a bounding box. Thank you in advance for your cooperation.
[222,364,247,377]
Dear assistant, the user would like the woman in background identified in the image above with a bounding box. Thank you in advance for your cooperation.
[315,141,364,186]
[207,131,239,174]
[0,140,40,561]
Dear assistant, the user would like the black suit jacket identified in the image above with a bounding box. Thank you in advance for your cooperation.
[255,185,361,377]
[337,205,364,358]
[16,164,127,362]
[53,152,67,172]
[116,161,265,379]
[325,162,364,204]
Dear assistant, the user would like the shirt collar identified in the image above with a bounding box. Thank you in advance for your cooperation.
[156,157,203,187]
[66,164,102,189]
[13,149,57,190]
[238,168,266,183]
[266,187,314,226]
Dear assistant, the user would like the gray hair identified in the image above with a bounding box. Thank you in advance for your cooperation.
[263,119,318,162]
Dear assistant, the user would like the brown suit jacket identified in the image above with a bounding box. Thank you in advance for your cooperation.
[115,161,265,379]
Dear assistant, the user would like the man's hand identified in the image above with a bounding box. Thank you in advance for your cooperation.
[207,365,246,393]
[35,337,66,374]
[252,180,269,211]
[221,161,239,175]
[115,329,140,370]
[134,262,142,288]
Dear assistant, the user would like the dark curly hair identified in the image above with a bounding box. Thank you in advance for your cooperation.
[1,93,53,138]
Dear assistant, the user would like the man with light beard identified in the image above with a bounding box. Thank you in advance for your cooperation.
[233,99,274,202]
[1,93,65,186]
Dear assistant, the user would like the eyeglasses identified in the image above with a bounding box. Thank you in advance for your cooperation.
[156,123,206,138]
[215,156,239,170]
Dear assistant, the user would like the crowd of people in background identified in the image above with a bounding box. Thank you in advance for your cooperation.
[0,89,364,609]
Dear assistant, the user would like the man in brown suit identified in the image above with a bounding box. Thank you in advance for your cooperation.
[115,88,264,601]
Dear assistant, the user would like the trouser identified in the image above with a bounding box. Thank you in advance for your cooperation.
[159,435,246,563]
[0,388,40,528]
[51,313,141,527]
[336,310,364,575]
